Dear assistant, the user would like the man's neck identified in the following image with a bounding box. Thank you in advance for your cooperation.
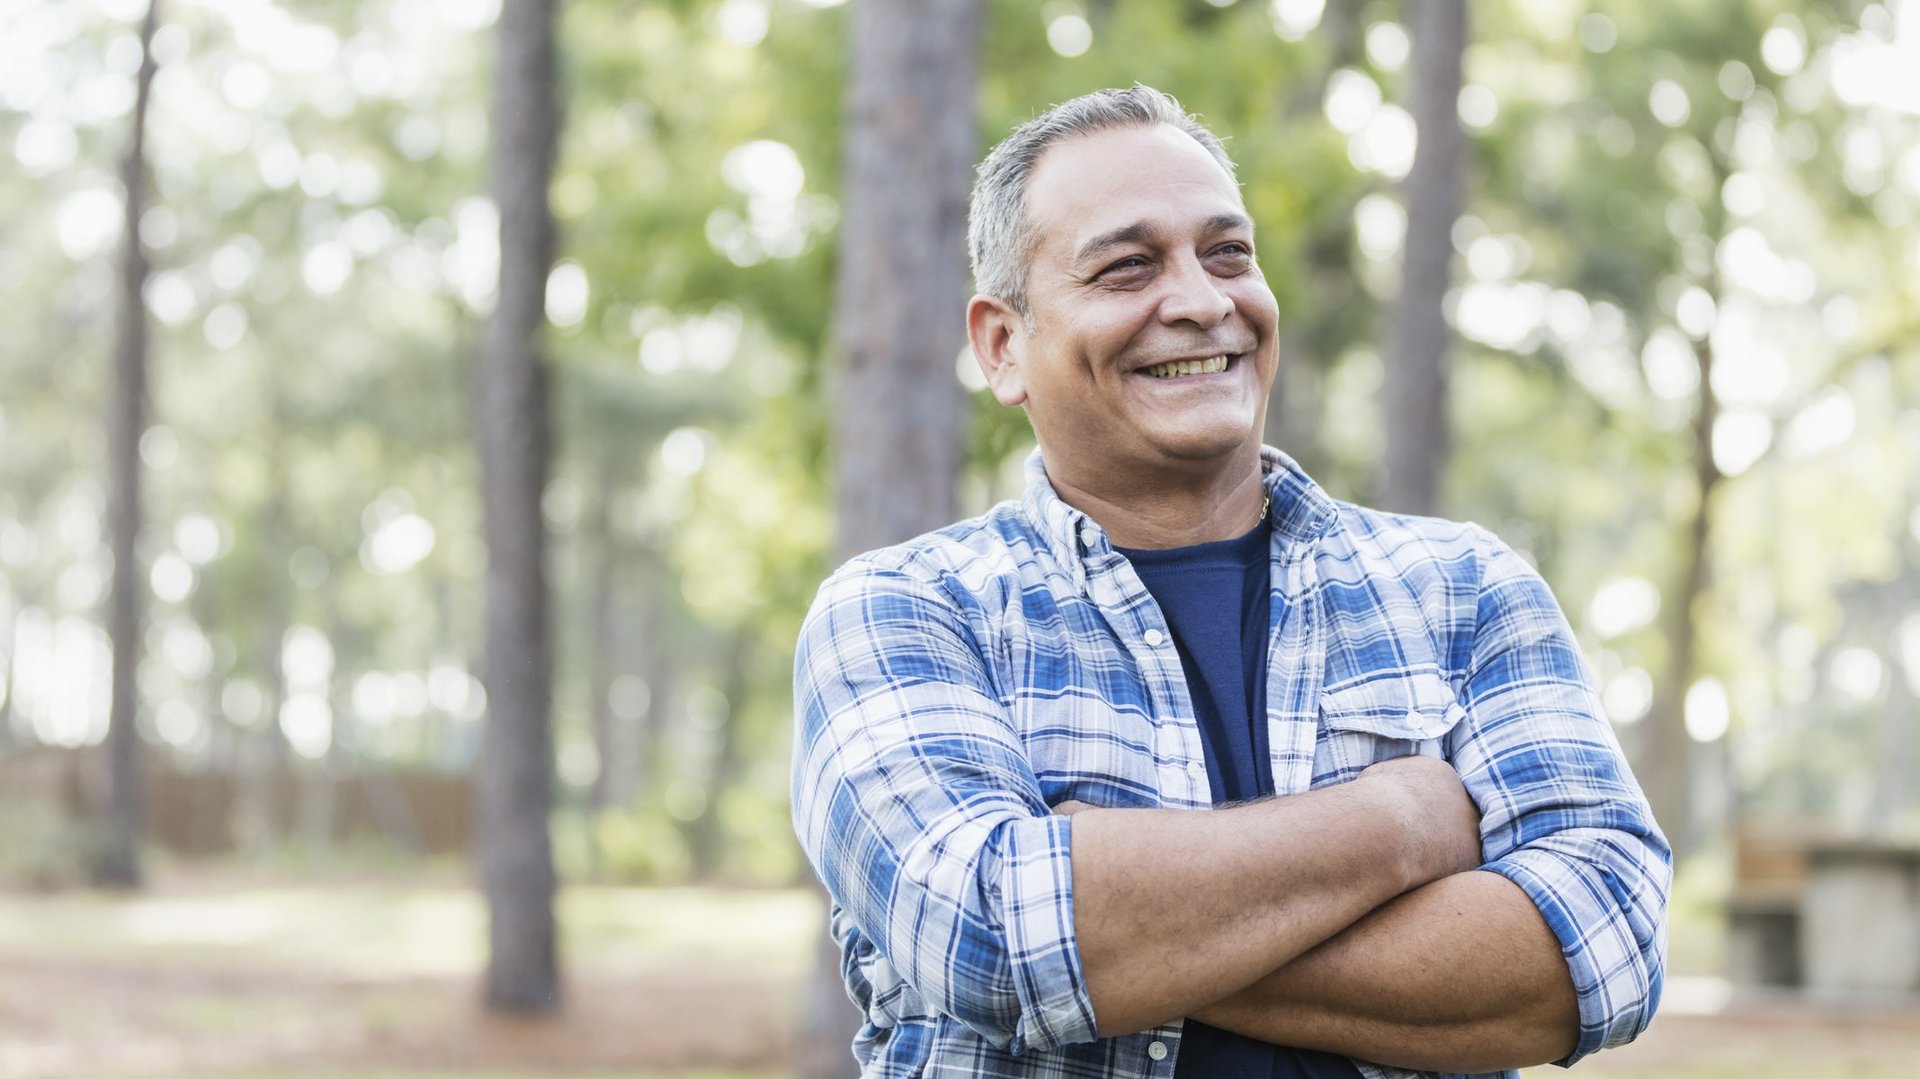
[1045,452,1268,551]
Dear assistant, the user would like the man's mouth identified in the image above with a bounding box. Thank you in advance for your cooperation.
[1139,355,1231,379]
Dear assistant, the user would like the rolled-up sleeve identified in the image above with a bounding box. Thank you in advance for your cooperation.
[1447,531,1671,1066]
[791,559,1097,1053]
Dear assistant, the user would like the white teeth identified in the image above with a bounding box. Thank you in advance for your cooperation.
[1143,355,1230,378]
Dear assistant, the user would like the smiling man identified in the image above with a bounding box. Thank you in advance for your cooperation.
[792,87,1669,1079]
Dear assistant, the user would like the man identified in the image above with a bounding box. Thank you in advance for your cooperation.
[792,86,1668,1079]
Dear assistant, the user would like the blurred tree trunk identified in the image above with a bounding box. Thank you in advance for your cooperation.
[831,0,977,553]
[297,611,350,851]
[238,498,292,854]
[476,0,562,1016]
[631,578,673,811]
[187,560,224,772]
[687,636,751,880]
[1642,325,1720,859]
[1874,556,1913,831]
[583,459,619,816]
[1641,141,1731,859]
[0,606,18,749]
[97,0,161,890]
[1381,0,1466,516]
[806,0,981,1073]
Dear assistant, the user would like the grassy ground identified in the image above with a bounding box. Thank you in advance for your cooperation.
[0,874,809,1078]
[0,876,817,977]
[1,862,1917,1077]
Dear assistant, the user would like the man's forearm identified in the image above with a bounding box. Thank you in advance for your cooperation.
[1069,758,1479,1038]
[1190,868,1579,1073]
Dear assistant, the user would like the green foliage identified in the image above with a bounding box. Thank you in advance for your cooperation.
[559,806,692,885]
[0,805,119,891]
[3,0,1918,888]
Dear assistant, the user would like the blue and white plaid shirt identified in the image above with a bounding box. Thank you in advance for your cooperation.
[792,447,1669,1079]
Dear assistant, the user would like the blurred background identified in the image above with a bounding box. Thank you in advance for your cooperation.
[3,0,1920,1075]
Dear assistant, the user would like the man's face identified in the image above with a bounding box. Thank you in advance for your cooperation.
[973,123,1280,487]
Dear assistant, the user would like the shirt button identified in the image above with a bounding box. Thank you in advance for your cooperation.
[1186,761,1206,779]
[1147,1039,1169,1061]
[1080,526,1099,547]
[1143,628,1165,647]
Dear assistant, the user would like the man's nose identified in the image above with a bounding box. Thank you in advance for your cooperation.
[1157,255,1234,328]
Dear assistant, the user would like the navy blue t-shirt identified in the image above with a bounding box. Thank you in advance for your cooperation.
[1117,512,1363,1079]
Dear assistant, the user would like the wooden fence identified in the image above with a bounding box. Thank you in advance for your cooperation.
[0,745,473,856]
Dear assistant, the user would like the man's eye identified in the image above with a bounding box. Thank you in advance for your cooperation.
[1101,255,1149,275]
[1208,244,1255,271]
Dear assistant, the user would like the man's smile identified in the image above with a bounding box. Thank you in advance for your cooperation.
[1138,354,1232,379]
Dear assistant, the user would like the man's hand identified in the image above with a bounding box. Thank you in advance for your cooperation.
[1188,760,1580,1071]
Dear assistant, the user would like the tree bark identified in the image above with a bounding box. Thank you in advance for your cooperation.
[831,0,979,556]
[807,1,981,1073]
[97,0,161,890]
[1381,0,1467,516]
[476,0,562,1015]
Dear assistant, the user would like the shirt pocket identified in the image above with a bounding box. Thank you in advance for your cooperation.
[1313,670,1466,784]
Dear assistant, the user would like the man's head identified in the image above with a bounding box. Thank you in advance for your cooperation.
[965,87,1280,493]
[968,86,1237,321]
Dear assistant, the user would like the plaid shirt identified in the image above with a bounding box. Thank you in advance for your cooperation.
[792,448,1669,1079]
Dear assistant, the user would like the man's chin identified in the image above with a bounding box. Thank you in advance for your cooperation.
[1140,424,1265,467]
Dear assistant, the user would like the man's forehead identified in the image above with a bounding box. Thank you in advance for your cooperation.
[1023,124,1245,255]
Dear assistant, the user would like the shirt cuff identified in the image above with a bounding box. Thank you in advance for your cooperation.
[1000,813,1097,1053]
[1478,849,1661,1067]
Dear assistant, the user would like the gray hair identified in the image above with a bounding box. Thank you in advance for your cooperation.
[967,86,1237,319]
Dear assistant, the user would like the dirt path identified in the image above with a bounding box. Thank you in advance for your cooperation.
[2,883,1917,1078]
[0,957,791,1077]
[8,956,1920,1078]
[1569,1001,1920,1077]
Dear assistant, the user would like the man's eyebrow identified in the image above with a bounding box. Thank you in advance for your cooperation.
[1070,214,1256,268]
[1206,212,1255,236]
[1071,222,1159,268]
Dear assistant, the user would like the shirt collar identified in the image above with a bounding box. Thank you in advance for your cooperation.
[1258,444,1339,549]
[1021,450,1097,592]
[1020,446,1339,582]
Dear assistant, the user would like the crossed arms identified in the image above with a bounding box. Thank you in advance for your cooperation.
[1058,758,1580,1071]
[791,537,1670,1071]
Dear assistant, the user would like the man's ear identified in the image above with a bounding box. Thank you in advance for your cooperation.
[967,294,1029,407]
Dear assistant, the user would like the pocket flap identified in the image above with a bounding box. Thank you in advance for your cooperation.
[1319,670,1463,741]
